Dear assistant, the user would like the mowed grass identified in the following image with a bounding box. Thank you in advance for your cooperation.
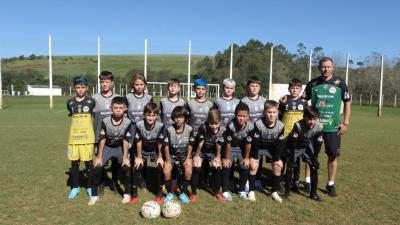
[0,96,399,225]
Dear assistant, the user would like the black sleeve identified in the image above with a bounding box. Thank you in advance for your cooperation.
[124,96,129,107]
[149,96,154,103]
[159,101,164,122]
[225,125,234,144]
[313,131,323,158]
[303,82,312,101]
[288,123,300,156]
[250,126,260,158]
[185,102,191,124]
[125,122,133,141]
[66,100,72,117]
[273,128,286,161]
[99,120,107,141]
[278,98,286,120]
[340,80,351,103]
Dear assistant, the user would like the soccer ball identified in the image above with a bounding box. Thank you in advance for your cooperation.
[141,200,161,219]
[162,200,181,218]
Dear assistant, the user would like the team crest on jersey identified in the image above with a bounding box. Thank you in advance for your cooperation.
[329,87,337,94]
[279,134,285,140]
[292,132,298,138]
[344,91,350,99]
[227,136,232,141]
[298,104,304,110]
[254,133,260,138]
[83,106,90,112]
[334,79,341,85]
[246,136,252,142]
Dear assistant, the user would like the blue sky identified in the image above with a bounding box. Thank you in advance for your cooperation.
[0,0,399,63]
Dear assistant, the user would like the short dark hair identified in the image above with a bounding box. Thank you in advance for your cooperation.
[235,102,250,115]
[246,76,262,88]
[318,57,334,68]
[167,78,180,87]
[303,106,320,119]
[143,102,160,115]
[264,100,279,110]
[73,75,88,86]
[99,71,114,81]
[289,78,302,87]
[111,96,127,106]
[171,106,188,121]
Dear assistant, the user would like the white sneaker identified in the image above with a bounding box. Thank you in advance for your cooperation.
[239,191,248,200]
[271,192,283,203]
[248,191,256,201]
[121,194,131,204]
[88,196,99,206]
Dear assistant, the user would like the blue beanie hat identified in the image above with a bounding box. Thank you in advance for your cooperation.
[194,77,208,88]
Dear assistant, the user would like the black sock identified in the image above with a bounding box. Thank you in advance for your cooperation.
[310,168,318,195]
[181,179,190,194]
[239,167,249,192]
[84,161,93,188]
[249,174,256,192]
[285,167,293,193]
[122,165,131,194]
[222,167,231,192]
[156,166,163,197]
[191,167,201,195]
[71,160,80,188]
[294,158,301,182]
[91,166,102,196]
[131,167,142,197]
[272,174,282,193]
[256,157,262,180]
[165,179,173,193]
[213,167,222,193]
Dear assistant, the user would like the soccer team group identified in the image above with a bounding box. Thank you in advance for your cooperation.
[66,57,351,206]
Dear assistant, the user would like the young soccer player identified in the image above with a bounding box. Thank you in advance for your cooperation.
[88,96,133,205]
[125,73,153,123]
[191,108,226,202]
[222,102,254,201]
[251,100,286,202]
[162,106,195,204]
[279,78,311,193]
[131,103,165,204]
[92,71,120,195]
[160,79,186,128]
[214,78,240,128]
[186,77,214,133]
[66,76,96,199]
[241,77,267,190]
[284,106,324,202]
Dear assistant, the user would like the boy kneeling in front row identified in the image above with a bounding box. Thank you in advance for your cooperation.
[88,97,133,205]
[284,106,324,201]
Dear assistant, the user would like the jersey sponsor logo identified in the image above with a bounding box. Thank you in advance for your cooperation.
[329,87,337,94]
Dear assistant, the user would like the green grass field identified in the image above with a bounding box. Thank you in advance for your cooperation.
[0,96,399,225]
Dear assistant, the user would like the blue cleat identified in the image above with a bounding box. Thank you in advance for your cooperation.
[178,193,190,204]
[68,187,80,199]
[163,192,175,203]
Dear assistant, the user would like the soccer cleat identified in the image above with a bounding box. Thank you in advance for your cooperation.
[304,182,311,194]
[292,181,300,193]
[179,193,190,204]
[129,197,138,205]
[326,184,337,197]
[155,197,164,204]
[215,193,226,202]
[271,192,283,203]
[86,188,92,198]
[87,196,99,206]
[239,191,248,200]
[248,191,256,201]
[121,194,131,204]
[244,180,250,193]
[68,187,80,199]
[223,191,233,202]
[164,192,175,203]
[189,194,197,203]
[310,193,323,202]
[255,180,263,191]
[283,192,291,201]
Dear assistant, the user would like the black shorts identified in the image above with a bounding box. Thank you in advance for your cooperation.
[323,132,341,157]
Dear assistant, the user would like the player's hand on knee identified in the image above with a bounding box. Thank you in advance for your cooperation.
[249,158,259,169]
[122,157,131,168]
[212,157,221,168]
[241,158,250,168]
[184,158,192,167]
[156,157,164,167]
[94,157,102,167]
[223,159,231,168]
[193,156,202,167]
[134,157,143,169]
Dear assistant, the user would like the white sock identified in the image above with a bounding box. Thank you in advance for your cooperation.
[328,181,335,186]
[305,177,311,183]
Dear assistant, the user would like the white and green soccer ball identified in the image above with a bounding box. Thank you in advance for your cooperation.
[162,200,181,218]
[141,200,161,219]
